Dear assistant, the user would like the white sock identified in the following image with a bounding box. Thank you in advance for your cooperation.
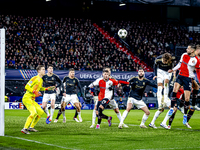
[44,107,50,116]
[62,111,65,117]
[78,112,81,118]
[141,114,149,125]
[50,108,54,120]
[157,86,163,107]
[116,112,122,122]
[162,109,172,125]
[164,83,169,103]
[120,110,128,125]
[151,110,162,125]
[92,109,96,125]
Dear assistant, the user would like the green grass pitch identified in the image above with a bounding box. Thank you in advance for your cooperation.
[1,109,200,150]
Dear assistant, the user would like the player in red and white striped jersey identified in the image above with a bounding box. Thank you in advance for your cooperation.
[88,69,128,129]
[89,67,129,128]
[161,44,200,128]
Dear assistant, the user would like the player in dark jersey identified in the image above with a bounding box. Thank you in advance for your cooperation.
[59,68,83,123]
[118,67,157,129]
[42,64,62,124]
[54,86,82,123]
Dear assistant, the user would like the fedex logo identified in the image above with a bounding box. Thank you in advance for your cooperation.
[9,103,24,109]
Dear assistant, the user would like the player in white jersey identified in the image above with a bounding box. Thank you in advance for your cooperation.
[153,53,175,108]
[149,53,175,128]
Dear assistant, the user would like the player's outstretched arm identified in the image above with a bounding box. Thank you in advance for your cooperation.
[153,76,157,80]
[171,53,185,72]
[88,78,100,88]
[146,79,157,88]
[154,58,158,77]
[117,80,129,85]
[77,79,84,97]
[55,75,62,88]
[40,86,56,91]
[196,68,200,83]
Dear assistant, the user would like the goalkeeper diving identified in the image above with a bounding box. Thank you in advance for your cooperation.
[21,65,55,134]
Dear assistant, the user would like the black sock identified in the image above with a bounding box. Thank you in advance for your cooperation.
[74,109,78,118]
[192,90,198,106]
[187,110,195,122]
[184,101,190,114]
[169,113,176,126]
[180,99,184,108]
[171,92,177,107]
[56,108,62,119]
[98,116,102,124]
[98,107,103,124]
[101,113,109,120]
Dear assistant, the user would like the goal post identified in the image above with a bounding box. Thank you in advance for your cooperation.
[0,29,5,136]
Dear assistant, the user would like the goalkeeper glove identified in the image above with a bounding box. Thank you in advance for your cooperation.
[33,91,42,97]
[45,86,56,91]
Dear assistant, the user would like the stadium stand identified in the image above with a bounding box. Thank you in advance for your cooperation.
[3,14,141,72]
[3,14,200,102]
[100,20,200,68]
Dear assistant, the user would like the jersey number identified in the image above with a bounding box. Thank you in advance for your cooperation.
[189,82,192,89]
[101,100,107,104]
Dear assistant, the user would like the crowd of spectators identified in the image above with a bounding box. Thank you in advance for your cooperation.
[102,20,200,68]
[2,14,200,71]
[2,14,140,72]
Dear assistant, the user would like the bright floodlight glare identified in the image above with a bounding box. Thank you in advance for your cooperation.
[119,3,126,6]
[46,0,51,2]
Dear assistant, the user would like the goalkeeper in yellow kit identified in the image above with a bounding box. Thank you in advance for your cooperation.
[21,65,55,134]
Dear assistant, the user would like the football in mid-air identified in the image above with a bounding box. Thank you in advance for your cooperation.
[118,29,127,39]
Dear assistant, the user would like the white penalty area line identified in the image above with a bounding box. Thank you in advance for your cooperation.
[5,135,81,150]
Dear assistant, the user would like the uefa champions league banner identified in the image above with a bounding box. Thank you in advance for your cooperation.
[5,69,155,81]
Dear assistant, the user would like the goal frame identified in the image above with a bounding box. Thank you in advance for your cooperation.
[0,29,5,136]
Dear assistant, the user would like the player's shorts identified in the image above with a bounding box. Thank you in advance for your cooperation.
[158,96,171,110]
[176,75,192,91]
[127,97,146,109]
[157,69,171,83]
[62,94,79,106]
[42,93,56,103]
[22,95,44,116]
[108,99,118,110]
[96,98,110,110]
[94,96,99,105]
